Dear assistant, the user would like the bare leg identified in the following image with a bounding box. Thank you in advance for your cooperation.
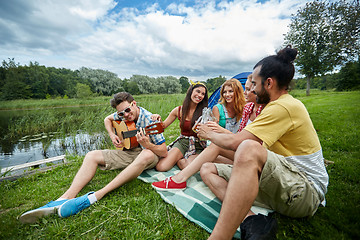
[208,140,267,240]
[200,162,256,218]
[156,147,183,172]
[172,143,234,183]
[177,154,198,169]
[200,162,228,201]
[94,149,156,201]
[60,150,105,199]
[214,155,234,164]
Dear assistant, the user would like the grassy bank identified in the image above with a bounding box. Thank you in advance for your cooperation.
[0,90,359,239]
[1,93,185,145]
[0,94,185,110]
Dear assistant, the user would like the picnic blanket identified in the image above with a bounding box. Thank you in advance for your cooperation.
[138,166,273,239]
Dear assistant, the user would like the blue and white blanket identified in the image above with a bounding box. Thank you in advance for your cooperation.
[138,166,273,239]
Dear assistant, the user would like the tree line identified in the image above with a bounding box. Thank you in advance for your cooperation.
[293,59,360,91]
[0,59,227,100]
[1,56,358,101]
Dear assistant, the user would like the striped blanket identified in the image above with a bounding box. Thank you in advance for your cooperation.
[138,166,273,239]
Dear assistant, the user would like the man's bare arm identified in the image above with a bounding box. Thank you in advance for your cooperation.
[197,124,262,151]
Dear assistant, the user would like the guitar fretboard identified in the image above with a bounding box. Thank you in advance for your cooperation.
[122,129,142,139]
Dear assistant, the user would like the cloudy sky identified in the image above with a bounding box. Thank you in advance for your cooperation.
[0,0,309,81]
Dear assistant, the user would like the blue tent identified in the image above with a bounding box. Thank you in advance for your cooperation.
[208,71,252,109]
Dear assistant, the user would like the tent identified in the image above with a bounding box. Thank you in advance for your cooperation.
[208,72,252,109]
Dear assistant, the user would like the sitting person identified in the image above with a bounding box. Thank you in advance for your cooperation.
[210,78,246,134]
[19,92,167,223]
[151,81,208,171]
[201,46,329,240]
[239,74,265,131]
[152,77,264,190]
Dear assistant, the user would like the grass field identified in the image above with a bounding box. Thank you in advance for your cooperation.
[0,90,359,239]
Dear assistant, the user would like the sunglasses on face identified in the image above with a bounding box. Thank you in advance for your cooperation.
[117,102,133,117]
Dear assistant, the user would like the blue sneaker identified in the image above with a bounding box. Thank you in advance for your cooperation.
[58,192,94,218]
[19,199,69,224]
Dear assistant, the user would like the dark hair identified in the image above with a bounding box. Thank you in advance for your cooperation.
[254,45,298,90]
[181,83,208,129]
[110,92,134,108]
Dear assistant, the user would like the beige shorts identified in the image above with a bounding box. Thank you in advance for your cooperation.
[214,150,321,218]
[100,147,159,171]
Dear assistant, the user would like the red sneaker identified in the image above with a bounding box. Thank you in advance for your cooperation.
[152,177,186,191]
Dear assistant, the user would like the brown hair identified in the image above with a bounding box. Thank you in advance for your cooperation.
[110,92,134,108]
[219,78,246,121]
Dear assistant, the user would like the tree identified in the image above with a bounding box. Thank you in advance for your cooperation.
[126,81,140,95]
[335,59,360,91]
[75,83,93,98]
[284,0,360,95]
[78,67,122,96]
[130,75,157,94]
[27,62,49,99]
[0,59,32,100]
[329,0,360,61]
[206,75,226,93]
[156,76,182,94]
[179,76,190,93]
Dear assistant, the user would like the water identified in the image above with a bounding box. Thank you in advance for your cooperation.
[0,105,112,170]
[0,131,108,168]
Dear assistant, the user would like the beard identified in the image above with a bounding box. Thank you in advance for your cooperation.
[256,85,270,104]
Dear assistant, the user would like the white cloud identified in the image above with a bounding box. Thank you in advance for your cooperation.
[0,0,307,80]
[70,0,116,20]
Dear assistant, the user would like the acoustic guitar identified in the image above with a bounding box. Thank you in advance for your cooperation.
[112,120,164,150]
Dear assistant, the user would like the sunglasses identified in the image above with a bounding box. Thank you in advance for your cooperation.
[117,102,133,117]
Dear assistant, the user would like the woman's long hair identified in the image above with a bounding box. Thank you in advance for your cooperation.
[181,83,208,129]
[219,78,246,122]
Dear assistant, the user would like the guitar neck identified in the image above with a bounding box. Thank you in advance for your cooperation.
[122,129,141,139]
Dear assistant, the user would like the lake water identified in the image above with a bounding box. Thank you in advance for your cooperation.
[0,105,111,170]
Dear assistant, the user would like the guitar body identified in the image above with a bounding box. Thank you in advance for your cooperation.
[112,120,165,150]
[112,120,139,150]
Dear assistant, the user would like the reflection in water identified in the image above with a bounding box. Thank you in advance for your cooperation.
[0,132,111,168]
[0,105,112,170]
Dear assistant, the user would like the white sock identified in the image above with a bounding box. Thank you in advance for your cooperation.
[88,193,97,204]
[56,197,67,201]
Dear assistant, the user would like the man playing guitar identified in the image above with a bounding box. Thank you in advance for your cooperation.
[20,92,167,223]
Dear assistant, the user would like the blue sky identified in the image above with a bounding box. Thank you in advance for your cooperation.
[0,0,309,81]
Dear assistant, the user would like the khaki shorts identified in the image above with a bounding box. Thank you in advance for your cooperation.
[214,150,321,218]
[172,137,204,156]
[100,147,159,171]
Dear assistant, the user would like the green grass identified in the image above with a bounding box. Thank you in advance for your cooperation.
[0,94,184,151]
[0,94,185,111]
[0,90,359,239]
[0,97,110,110]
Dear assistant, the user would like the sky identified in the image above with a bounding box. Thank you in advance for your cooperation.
[0,0,309,81]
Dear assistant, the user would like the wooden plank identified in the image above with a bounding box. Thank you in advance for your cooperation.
[0,162,69,182]
[1,155,66,174]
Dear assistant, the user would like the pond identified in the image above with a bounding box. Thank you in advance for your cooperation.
[0,105,113,170]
